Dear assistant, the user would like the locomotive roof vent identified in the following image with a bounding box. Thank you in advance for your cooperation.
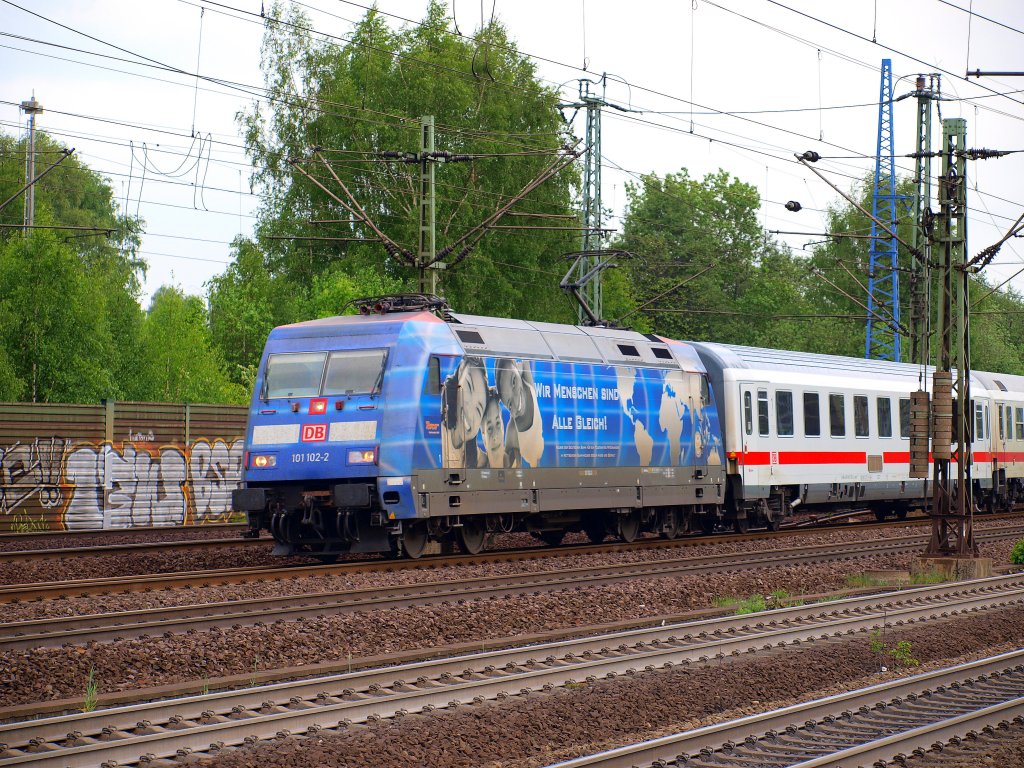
[617,344,640,357]
[652,347,672,360]
[456,329,485,345]
[994,379,1007,391]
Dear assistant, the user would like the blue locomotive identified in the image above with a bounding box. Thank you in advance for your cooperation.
[232,296,727,558]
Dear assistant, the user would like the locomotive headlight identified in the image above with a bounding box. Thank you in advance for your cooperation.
[347,447,378,465]
[251,453,277,468]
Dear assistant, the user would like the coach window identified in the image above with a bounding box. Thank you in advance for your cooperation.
[899,398,911,439]
[999,406,1005,440]
[776,391,794,436]
[757,389,770,436]
[1017,408,1024,441]
[1009,407,1016,440]
[744,391,753,436]
[877,397,893,438]
[975,403,985,442]
[829,394,846,437]
[854,395,869,437]
[803,392,821,437]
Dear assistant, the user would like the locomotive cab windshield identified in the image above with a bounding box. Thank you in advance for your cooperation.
[262,349,387,400]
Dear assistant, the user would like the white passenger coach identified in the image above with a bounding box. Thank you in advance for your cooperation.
[689,342,1024,530]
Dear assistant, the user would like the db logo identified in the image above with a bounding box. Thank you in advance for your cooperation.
[301,423,327,442]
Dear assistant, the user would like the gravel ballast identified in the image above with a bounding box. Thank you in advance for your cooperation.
[196,606,1024,768]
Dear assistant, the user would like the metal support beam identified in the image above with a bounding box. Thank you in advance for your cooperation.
[908,74,939,369]
[579,79,603,324]
[928,117,977,558]
[417,116,440,295]
[866,59,902,361]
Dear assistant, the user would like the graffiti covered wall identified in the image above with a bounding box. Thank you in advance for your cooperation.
[0,401,247,532]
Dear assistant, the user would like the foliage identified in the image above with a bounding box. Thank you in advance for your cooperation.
[0,228,115,403]
[869,629,919,670]
[1011,539,1024,565]
[82,667,99,713]
[137,286,245,404]
[613,166,853,350]
[238,0,579,323]
[734,594,767,615]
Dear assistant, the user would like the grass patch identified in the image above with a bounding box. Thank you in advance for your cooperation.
[909,569,945,585]
[845,573,890,589]
[712,595,740,609]
[82,667,99,713]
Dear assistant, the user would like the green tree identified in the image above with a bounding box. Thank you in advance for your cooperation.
[616,168,804,344]
[0,228,114,402]
[138,286,244,404]
[0,131,147,402]
[239,0,578,322]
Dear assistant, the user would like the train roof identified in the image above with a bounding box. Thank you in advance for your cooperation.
[689,341,927,381]
[448,312,705,371]
[267,311,442,339]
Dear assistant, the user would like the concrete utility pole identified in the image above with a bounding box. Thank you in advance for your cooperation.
[20,95,43,234]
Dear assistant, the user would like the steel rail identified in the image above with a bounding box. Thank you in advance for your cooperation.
[542,650,1024,768]
[0,523,246,541]
[3,576,1023,767]
[8,528,1024,610]
[0,537,263,563]
[2,510,1020,563]
[4,531,1015,649]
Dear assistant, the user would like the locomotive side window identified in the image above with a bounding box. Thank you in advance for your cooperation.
[744,392,753,436]
[700,375,710,406]
[264,352,327,399]
[776,391,794,436]
[877,397,893,438]
[853,395,869,437]
[757,389,769,436]
[803,392,820,437]
[1017,408,1024,441]
[829,394,846,437]
[424,356,441,395]
[899,398,911,439]
[323,349,388,396]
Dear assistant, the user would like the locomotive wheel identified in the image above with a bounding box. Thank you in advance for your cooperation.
[660,508,681,540]
[538,530,566,547]
[402,522,429,559]
[894,507,908,520]
[733,515,749,534]
[458,517,487,555]
[618,509,641,543]
[699,515,717,535]
[765,516,781,532]
[583,516,607,544]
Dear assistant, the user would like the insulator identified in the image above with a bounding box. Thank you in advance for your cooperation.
[801,150,821,162]
[785,200,802,212]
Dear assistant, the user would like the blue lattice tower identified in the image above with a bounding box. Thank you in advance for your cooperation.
[865,59,901,361]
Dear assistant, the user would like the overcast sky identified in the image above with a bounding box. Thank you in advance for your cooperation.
[2,0,1022,315]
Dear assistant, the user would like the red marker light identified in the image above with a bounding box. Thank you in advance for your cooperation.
[309,398,328,415]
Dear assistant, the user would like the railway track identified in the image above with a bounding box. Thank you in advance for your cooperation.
[0,535,262,563]
[0,509,1009,565]
[548,650,1024,768]
[7,518,1023,605]
[3,574,1022,768]
[6,527,1024,651]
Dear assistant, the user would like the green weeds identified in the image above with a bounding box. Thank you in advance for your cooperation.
[82,667,99,713]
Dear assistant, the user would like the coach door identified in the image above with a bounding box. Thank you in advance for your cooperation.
[739,381,772,484]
